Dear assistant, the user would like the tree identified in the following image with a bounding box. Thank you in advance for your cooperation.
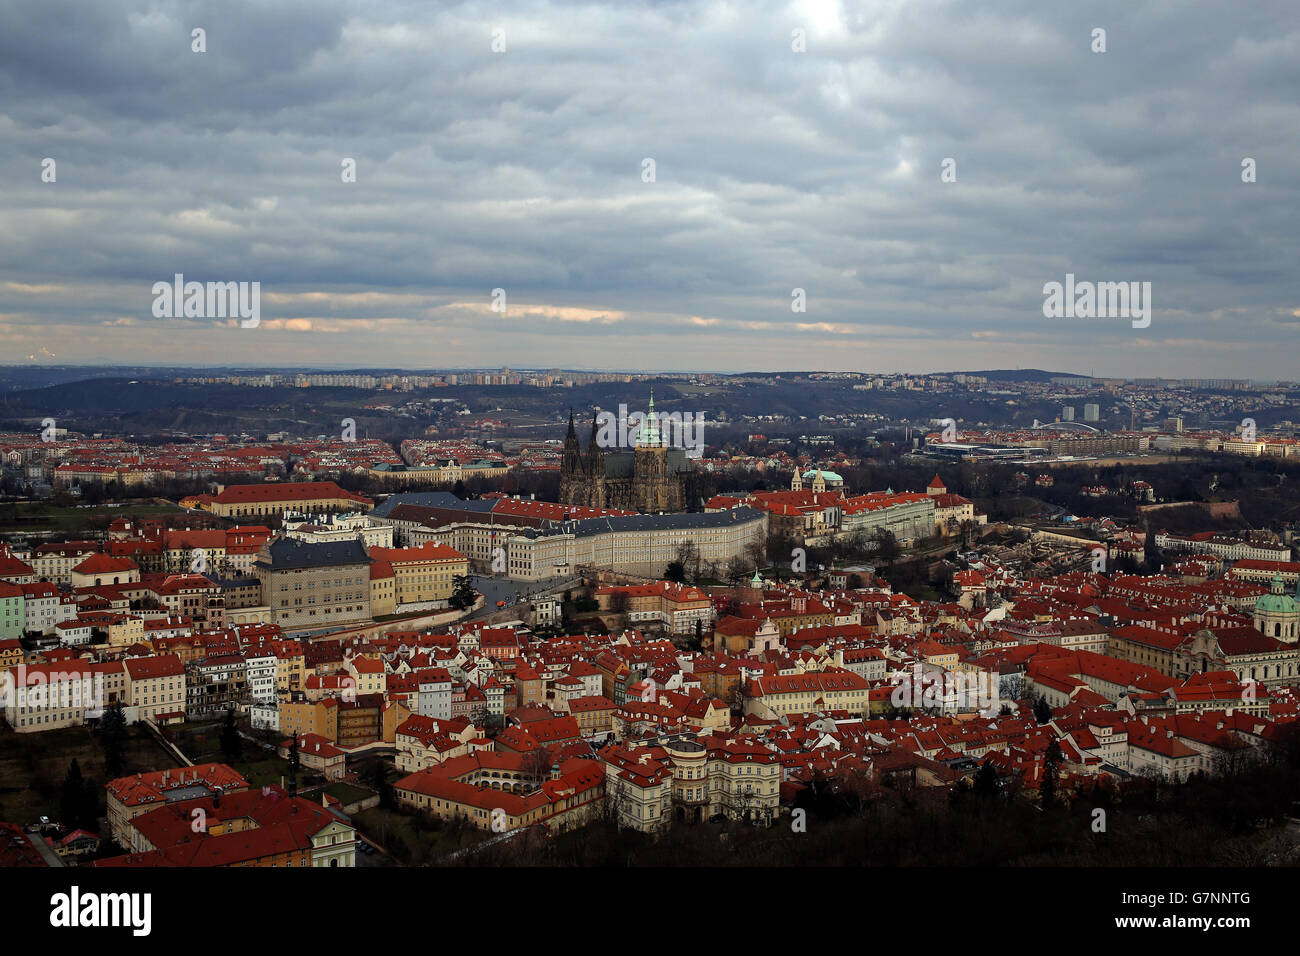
[99,702,127,778]
[449,575,478,610]
[60,759,85,828]
[973,759,1000,800]
[725,556,749,587]
[872,529,899,573]
[469,704,493,729]
[220,707,243,762]
[1040,739,1063,808]
[674,541,701,583]
[288,735,300,796]
[663,560,687,584]
[1032,695,1053,725]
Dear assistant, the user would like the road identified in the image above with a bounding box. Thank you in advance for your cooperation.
[462,573,583,623]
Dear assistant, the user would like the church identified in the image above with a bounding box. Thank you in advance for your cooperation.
[559,393,692,513]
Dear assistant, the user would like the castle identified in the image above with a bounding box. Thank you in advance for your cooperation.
[559,393,692,513]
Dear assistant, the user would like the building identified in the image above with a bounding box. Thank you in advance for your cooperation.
[1253,573,1299,642]
[603,735,781,830]
[69,554,140,589]
[106,763,251,846]
[367,543,468,609]
[105,784,354,867]
[394,715,482,773]
[434,508,768,582]
[124,655,188,722]
[594,581,713,634]
[283,511,393,549]
[394,755,604,834]
[742,670,871,719]
[186,655,248,717]
[280,733,347,781]
[0,583,23,640]
[202,481,373,520]
[559,395,693,513]
[253,538,373,632]
[1,661,99,732]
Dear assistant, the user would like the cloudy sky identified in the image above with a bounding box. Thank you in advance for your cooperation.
[2,0,1297,377]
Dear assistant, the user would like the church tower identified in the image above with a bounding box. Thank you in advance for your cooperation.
[560,410,585,506]
[585,411,606,508]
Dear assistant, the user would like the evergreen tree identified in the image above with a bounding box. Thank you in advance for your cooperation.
[449,575,478,610]
[1032,695,1053,725]
[99,702,127,778]
[220,707,243,762]
[973,759,1000,799]
[1040,739,1063,808]
[60,759,85,827]
[288,735,300,795]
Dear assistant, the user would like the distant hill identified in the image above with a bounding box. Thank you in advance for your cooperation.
[953,370,1079,382]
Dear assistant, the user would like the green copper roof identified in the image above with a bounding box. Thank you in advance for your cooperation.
[1257,574,1298,614]
[635,389,661,447]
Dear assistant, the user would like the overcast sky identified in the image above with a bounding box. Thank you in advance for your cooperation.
[2,0,1297,377]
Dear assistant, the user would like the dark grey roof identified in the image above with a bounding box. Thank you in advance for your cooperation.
[371,492,489,518]
[503,506,765,540]
[571,506,763,536]
[255,537,372,571]
[601,449,693,478]
[214,576,260,588]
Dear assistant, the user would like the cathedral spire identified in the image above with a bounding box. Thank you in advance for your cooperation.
[636,389,661,447]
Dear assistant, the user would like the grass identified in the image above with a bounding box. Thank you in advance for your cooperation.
[325,782,374,806]
[231,757,291,789]
[352,806,493,864]
[0,724,180,827]
[0,501,179,533]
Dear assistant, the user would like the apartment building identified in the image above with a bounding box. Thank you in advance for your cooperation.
[124,654,188,721]
[254,538,373,632]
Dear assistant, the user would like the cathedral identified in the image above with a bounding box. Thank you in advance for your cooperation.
[559,393,692,513]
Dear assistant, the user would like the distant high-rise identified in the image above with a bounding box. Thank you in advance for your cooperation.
[1084,404,1100,422]
[1061,406,1075,421]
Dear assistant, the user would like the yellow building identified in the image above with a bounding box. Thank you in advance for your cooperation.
[742,669,871,719]
[367,543,468,608]
[369,560,396,617]
[274,641,307,699]
[205,481,373,520]
[123,655,187,720]
[280,698,339,742]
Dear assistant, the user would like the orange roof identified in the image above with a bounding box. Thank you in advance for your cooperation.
[211,481,371,505]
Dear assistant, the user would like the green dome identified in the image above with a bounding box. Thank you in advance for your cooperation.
[1256,574,1298,615]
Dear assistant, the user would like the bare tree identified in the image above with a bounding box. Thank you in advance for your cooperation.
[675,541,702,584]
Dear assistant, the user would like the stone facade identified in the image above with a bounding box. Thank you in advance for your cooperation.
[560,396,692,513]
